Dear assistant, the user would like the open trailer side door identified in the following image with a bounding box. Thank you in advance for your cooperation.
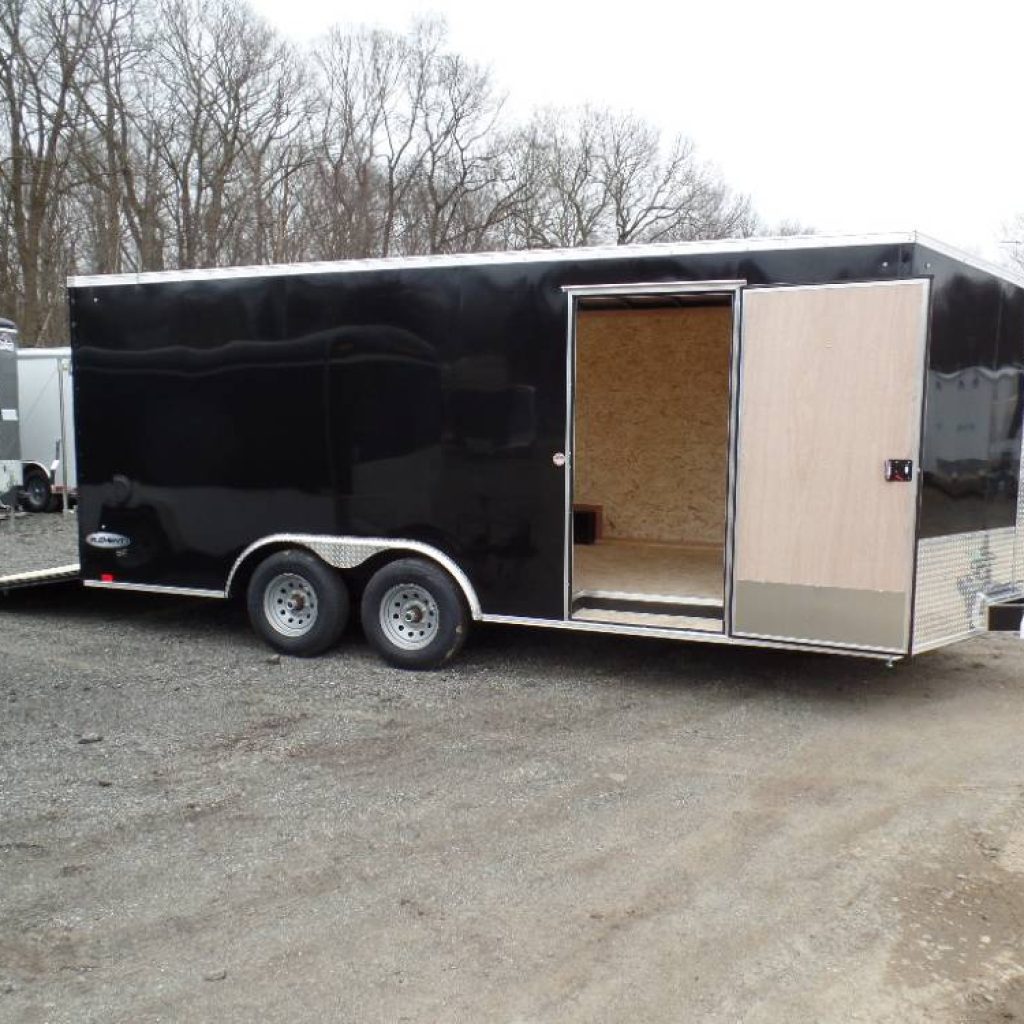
[731,280,929,653]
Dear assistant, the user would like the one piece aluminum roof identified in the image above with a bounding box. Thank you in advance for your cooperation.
[66,231,1024,292]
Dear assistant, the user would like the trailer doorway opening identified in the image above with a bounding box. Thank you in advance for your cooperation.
[570,290,735,631]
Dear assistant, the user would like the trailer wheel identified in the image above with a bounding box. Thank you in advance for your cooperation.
[20,469,54,513]
[247,550,349,657]
[361,558,469,670]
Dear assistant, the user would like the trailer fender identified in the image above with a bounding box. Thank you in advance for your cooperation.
[225,534,482,619]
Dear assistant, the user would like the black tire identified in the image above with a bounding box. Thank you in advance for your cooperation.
[247,549,349,657]
[20,469,52,513]
[361,557,469,670]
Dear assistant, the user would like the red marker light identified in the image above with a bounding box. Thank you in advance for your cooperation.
[101,573,115,583]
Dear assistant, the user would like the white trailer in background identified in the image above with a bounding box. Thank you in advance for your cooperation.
[0,319,22,514]
[17,347,76,512]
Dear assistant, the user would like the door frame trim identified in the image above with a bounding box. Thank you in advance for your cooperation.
[561,279,747,624]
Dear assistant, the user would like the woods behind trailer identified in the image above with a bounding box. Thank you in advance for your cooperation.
[1,232,1022,667]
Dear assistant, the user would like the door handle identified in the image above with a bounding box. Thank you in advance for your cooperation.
[552,452,567,468]
[884,459,914,482]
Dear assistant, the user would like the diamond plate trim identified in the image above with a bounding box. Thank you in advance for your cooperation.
[912,527,1020,652]
[225,534,482,618]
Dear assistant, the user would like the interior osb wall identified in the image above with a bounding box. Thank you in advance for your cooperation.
[574,305,731,545]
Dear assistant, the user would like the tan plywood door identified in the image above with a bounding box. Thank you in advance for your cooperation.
[732,280,929,652]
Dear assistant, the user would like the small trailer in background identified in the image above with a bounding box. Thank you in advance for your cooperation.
[16,347,76,512]
[0,319,22,514]
[1,232,1022,667]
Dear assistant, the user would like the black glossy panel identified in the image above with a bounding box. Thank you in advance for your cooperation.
[992,283,1024,528]
[915,246,1024,537]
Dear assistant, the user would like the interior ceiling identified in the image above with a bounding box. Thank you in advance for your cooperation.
[578,293,733,311]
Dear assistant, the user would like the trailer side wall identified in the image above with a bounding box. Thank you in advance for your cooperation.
[912,246,1024,651]
[69,242,909,620]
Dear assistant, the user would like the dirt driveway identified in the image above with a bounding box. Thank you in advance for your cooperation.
[1,584,1023,1023]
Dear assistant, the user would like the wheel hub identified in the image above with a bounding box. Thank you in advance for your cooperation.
[263,572,319,638]
[380,584,439,650]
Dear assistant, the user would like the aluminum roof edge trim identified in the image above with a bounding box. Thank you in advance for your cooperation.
[17,346,71,358]
[913,233,1024,291]
[66,231,918,289]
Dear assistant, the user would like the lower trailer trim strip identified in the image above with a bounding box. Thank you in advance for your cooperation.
[83,579,226,599]
[480,614,900,659]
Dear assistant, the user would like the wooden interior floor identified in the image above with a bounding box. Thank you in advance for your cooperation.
[573,540,724,603]
[572,540,724,633]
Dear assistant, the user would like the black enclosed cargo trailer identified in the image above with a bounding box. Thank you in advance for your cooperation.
[2,232,1022,666]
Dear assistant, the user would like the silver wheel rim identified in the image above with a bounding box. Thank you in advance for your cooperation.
[263,572,319,638]
[380,583,439,651]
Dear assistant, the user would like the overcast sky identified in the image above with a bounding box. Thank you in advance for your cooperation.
[250,0,1024,262]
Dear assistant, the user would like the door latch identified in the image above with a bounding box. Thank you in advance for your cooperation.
[884,459,914,482]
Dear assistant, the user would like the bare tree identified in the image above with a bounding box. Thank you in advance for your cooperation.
[307,26,397,259]
[71,0,158,275]
[149,0,303,269]
[0,0,100,342]
[594,112,726,243]
[0,3,810,343]
[505,106,760,250]
[308,19,521,259]
[1006,214,1024,273]
[403,42,517,253]
[507,109,608,248]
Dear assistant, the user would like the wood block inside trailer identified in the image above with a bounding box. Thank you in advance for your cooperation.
[573,504,603,544]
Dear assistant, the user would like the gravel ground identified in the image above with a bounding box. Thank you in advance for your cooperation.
[0,511,79,576]
[1,584,1023,1023]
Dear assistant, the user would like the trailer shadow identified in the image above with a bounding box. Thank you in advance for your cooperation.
[466,620,972,710]
[0,581,248,649]
[1,582,991,715]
